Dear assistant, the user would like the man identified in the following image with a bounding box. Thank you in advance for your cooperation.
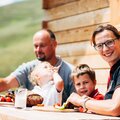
[67,24,120,116]
[0,29,75,103]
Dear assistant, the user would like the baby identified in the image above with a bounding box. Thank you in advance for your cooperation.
[71,64,104,112]
[30,61,64,106]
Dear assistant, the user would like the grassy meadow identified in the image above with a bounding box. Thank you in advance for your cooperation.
[0,0,44,77]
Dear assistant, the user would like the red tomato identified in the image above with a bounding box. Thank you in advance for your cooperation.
[53,103,60,107]
[5,97,12,102]
[56,103,60,106]
[0,96,6,102]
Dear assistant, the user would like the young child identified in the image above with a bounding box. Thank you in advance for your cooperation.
[29,61,64,106]
[71,64,104,112]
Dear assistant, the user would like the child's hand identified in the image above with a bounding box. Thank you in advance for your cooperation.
[52,65,60,73]
[66,92,82,107]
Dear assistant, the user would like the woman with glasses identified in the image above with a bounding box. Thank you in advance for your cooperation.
[66,24,120,116]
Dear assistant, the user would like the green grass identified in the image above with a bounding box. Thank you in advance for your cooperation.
[0,0,44,77]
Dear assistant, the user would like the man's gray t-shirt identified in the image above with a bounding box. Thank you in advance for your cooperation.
[10,57,75,103]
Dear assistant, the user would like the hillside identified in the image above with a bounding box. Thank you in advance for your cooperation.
[0,0,44,77]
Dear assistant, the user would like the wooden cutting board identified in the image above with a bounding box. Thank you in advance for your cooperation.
[32,106,78,112]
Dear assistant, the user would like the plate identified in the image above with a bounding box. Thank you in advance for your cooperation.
[32,106,78,112]
[0,102,14,107]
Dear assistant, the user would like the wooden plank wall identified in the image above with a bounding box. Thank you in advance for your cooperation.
[42,0,111,94]
[109,0,120,31]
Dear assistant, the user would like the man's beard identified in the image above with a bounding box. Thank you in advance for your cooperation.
[37,57,46,61]
[37,53,46,61]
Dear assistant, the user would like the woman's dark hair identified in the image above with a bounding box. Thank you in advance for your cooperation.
[91,24,120,45]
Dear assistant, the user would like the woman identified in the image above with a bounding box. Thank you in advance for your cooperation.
[67,24,120,116]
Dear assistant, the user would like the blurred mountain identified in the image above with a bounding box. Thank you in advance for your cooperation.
[0,0,44,77]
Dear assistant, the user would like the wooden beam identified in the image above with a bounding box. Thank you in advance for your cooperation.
[109,0,120,28]
[55,25,97,44]
[44,0,109,21]
[43,0,76,9]
[56,41,97,57]
[95,69,109,94]
[95,69,109,85]
[45,8,110,32]
[63,54,109,69]
[96,84,107,95]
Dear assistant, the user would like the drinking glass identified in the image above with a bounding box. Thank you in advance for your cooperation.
[15,88,27,109]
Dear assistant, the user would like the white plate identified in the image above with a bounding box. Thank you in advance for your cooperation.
[0,102,14,107]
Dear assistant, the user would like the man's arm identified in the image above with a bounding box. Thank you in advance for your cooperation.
[0,76,19,92]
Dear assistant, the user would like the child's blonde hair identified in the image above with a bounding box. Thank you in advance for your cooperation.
[30,61,53,86]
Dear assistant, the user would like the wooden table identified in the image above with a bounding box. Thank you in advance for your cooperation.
[0,106,119,120]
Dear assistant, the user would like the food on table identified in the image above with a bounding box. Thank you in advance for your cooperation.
[53,103,60,107]
[27,94,44,107]
[54,102,67,110]
[6,90,15,101]
[36,104,44,107]
[0,91,15,102]
[0,90,15,102]
[0,96,6,102]
[54,102,75,110]
[0,90,44,107]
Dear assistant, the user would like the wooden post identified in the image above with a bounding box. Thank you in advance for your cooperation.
[109,0,120,31]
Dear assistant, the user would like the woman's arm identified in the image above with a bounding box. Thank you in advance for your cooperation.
[67,87,120,116]
[86,87,120,116]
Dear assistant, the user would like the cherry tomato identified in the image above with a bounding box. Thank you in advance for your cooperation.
[5,97,12,102]
[53,103,60,107]
[0,96,6,102]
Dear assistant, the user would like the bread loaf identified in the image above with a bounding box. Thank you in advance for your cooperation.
[27,94,43,107]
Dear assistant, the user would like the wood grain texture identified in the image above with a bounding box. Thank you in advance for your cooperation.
[44,0,109,21]
[63,54,109,69]
[43,0,76,9]
[45,8,110,32]
[0,106,119,119]
[55,25,96,44]
[95,69,109,84]
[109,0,120,26]
[96,84,107,95]
[32,106,77,112]
[56,41,96,57]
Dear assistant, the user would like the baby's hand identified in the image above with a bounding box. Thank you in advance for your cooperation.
[52,66,60,73]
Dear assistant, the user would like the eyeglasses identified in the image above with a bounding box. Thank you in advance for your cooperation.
[94,38,118,51]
